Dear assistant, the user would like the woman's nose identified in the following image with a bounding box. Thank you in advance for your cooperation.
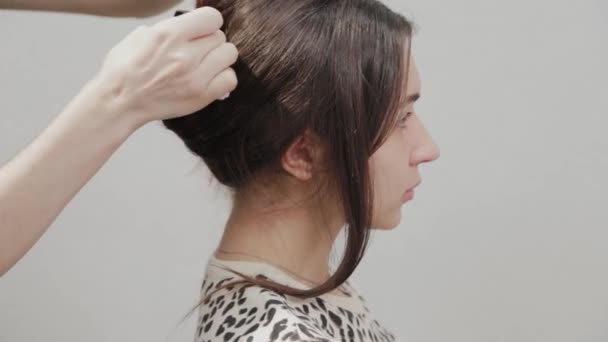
[411,121,440,166]
[412,141,440,165]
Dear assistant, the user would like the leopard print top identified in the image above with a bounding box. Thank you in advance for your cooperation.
[193,256,399,342]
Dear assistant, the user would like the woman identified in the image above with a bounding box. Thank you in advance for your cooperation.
[164,0,440,340]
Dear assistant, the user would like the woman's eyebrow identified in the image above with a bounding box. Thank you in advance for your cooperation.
[405,93,421,104]
[398,92,420,108]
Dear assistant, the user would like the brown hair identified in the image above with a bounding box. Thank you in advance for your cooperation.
[164,0,413,300]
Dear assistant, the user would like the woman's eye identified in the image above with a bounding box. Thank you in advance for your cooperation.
[397,112,413,128]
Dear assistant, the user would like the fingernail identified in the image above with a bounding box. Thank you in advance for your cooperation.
[219,92,230,100]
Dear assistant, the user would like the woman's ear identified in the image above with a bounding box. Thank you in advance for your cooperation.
[281,129,324,181]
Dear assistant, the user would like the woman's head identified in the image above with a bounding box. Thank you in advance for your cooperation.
[164,0,439,297]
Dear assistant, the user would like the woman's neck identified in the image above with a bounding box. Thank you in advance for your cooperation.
[216,187,344,285]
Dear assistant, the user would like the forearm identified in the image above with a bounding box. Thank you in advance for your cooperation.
[0,0,183,17]
[0,78,140,276]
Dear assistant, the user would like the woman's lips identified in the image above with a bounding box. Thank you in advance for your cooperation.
[402,189,415,201]
[402,180,421,201]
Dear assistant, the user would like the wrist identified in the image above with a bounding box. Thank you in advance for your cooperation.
[57,77,144,151]
[78,75,147,135]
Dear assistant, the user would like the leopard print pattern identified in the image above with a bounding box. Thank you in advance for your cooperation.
[194,269,398,342]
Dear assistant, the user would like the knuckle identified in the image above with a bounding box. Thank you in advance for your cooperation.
[174,57,194,75]
[216,42,235,56]
[226,69,238,88]
[202,7,224,27]
[226,42,239,55]
[171,50,197,71]
[225,43,239,62]
[216,30,227,44]
[150,26,176,43]
[187,78,203,96]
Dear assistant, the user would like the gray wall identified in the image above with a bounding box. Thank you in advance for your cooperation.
[1,1,607,341]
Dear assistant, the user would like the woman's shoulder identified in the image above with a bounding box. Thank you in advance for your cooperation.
[194,258,397,342]
[195,278,339,342]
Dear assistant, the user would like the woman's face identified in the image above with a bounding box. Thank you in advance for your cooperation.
[369,57,440,229]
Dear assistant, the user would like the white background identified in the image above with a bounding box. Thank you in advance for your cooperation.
[1,1,607,341]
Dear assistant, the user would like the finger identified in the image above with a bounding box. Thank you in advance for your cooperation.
[153,7,223,41]
[198,43,239,85]
[182,30,227,63]
[205,68,238,101]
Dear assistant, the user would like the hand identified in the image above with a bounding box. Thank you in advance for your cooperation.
[93,6,238,127]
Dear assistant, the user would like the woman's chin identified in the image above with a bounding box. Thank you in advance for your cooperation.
[371,211,402,230]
